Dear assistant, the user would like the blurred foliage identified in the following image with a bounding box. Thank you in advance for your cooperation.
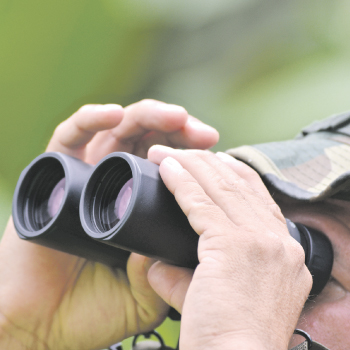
[1,0,350,347]
[0,177,11,233]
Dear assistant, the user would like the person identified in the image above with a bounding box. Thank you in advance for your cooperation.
[0,99,346,350]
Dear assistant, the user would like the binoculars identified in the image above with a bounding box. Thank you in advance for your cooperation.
[12,152,334,296]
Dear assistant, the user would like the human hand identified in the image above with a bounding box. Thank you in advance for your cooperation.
[147,146,312,350]
[0,100,219,350]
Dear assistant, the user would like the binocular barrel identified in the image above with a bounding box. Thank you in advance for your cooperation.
[12,152,334,296]
[80,152,199,268]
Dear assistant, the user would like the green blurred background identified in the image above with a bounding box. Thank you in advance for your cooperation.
[1,0,350,348]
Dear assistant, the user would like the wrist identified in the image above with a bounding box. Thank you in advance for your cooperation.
[180,331,289,350]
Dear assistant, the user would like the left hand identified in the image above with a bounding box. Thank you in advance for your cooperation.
[0,100,219,350]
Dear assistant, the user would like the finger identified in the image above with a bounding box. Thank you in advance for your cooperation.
[46,104,124,157]
[84,129,123,164]
[214,152,285,220]
[158,157,289,265]
[215,152,273,200]
[127,253,169,322]
[158,156,234,239]
[85,115,218,163]
[121,115,219,156]
[151,146,286,231]
[150,146,271,201]
[163,115,219,149]
[147,261,193,314]
[204,151,285,226]
[84,100,218,159]
[213,152,287,234]
[112,99,189,143]
[111,100,219,150]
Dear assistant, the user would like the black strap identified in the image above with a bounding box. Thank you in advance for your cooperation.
[109,342,122,350]
[291,340,330,350]
[290,329,330,350]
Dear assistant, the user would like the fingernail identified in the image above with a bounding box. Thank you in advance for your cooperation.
[216,152,239,163]
[150,144,174,153]
[187,118,218,133]
[157,103,187,113]
[162,157,183,171]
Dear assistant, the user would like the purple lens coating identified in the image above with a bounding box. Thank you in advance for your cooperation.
[47,178,66,218]
[114,178,133,220]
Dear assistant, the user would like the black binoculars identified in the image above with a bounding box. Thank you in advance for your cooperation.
[12,152,333,296]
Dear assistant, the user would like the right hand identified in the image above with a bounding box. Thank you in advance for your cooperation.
[147,147,312,350]
[0,100,219,350]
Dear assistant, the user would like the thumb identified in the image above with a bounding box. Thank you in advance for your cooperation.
[147,261,194,313]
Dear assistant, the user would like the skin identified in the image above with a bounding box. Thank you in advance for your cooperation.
[146,147,311,350]
[147,157,350,349]
[0,100,219,350]
[279,198,350,350]
[0,99,333,349]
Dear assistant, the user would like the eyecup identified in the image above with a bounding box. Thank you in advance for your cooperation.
[296,224,334,297]
[12,152,130,268]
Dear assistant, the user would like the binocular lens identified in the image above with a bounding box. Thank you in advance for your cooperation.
[114,178,133,220]
[89,158,133,233]
[20,159,65,231]
[48,178,66,218]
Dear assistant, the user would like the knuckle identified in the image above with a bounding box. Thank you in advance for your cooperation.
[181,152,210,170]
[287,237,306,265]
[217,176,249,196]
[304,266,313,291]
[269,202,284,221]
[217,177,236,193]
[249,229,286,260]
[78,104,95,112]
[191,149,214,158]
[139,98,158,106]
[52,121,66,136]
[125,99,158,113]
[174,175,197,195]
[188,194,216,216]
[183,150,204,162]
[185,149,214,163]
[241,164,261,181]
[295,265,313,298]
[186,198,221,234]
[266,233,286,258]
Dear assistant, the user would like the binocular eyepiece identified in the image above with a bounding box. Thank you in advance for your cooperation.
[12,152,334,296]
[12,152,130,268]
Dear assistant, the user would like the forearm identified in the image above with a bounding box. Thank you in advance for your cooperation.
[179,322,291,350]
[180,337,272,350]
